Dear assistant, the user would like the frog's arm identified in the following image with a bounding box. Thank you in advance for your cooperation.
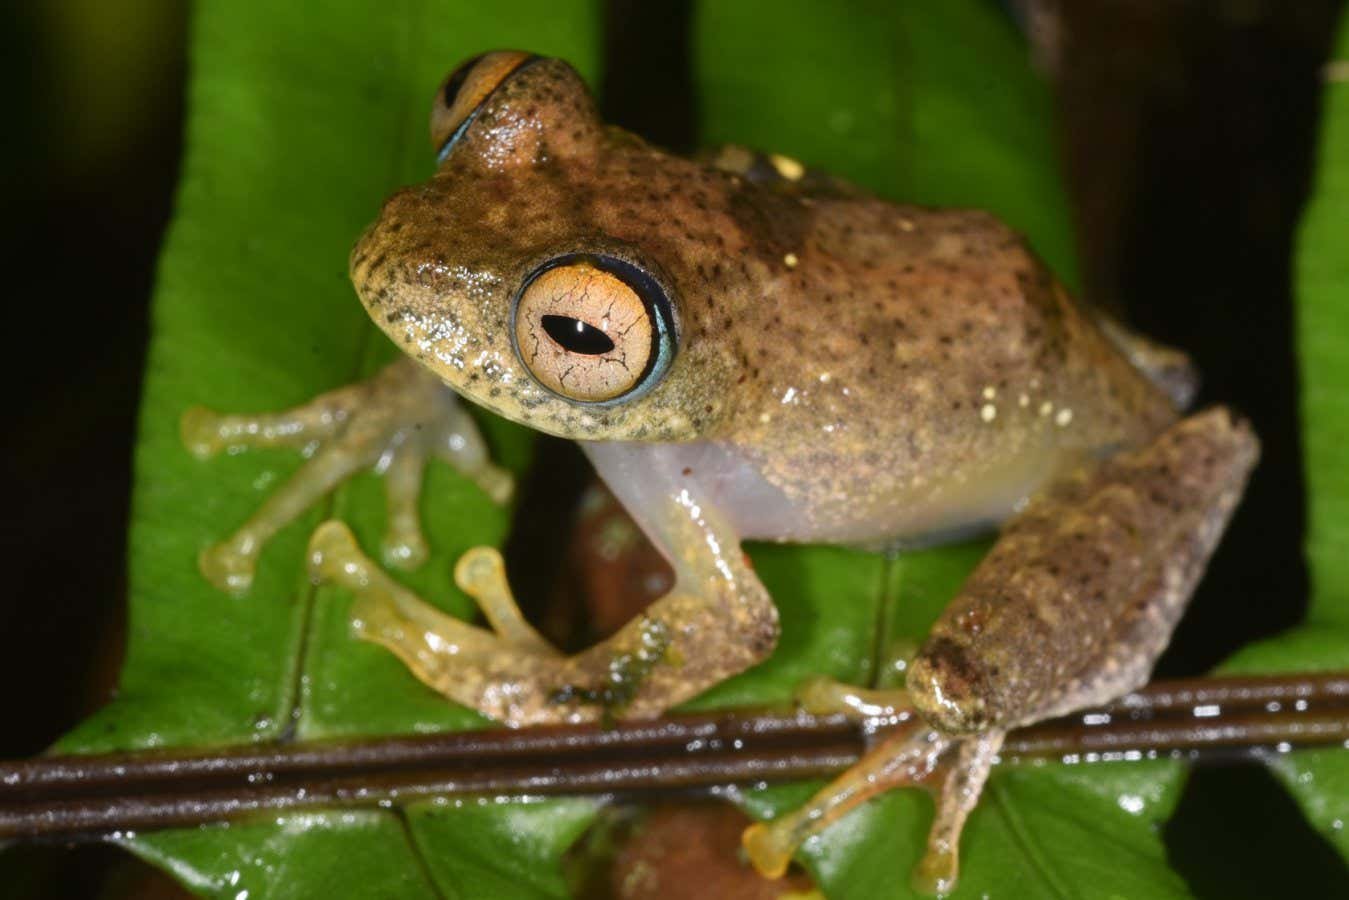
[182,357,512,592]
[1090,307,1200,410]
[306,440,779,725]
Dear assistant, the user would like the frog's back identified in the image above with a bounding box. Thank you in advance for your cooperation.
[676,182,1180,546]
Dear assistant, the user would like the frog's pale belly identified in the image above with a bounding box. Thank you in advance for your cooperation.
[584,435,1067,549]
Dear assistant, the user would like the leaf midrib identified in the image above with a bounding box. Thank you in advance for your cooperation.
[990,781,1073,900]
[278,0,428,747]
[270,0,452,893]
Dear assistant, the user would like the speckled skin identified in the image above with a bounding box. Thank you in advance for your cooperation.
[344,53,1257,731]
[354,58,1180,547]
[188,53,1260,891]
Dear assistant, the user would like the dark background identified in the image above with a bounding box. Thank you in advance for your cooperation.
[3,0,1346,896]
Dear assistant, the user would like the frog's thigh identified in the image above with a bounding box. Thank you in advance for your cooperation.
[908,407,1259,734]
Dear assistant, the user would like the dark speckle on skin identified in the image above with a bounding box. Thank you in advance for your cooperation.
[341,51,1256,746]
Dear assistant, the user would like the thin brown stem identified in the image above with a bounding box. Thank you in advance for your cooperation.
[2,671,1345,842]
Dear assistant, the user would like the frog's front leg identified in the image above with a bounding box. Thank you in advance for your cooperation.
[182,357,512,592]
[307,441,779,725]
[746,408,1258,894]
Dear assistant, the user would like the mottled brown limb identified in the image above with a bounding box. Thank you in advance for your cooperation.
[308,487,780,725]
[908,407,1259,734]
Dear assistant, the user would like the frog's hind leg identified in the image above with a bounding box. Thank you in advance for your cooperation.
[183,358,512,593]
[749,408,1257,894]
[743,722,1001,895]
[906,406,1258,737]
[749,675,1001,893]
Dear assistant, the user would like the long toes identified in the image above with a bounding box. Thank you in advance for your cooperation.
[474,465,515,505]
[794,676,911,720]
[455,547,559,656]
[911,847,958,896]
[382,531,429,569]
[741,821,797,880]
[307,520,364,585]
[743,724,949,882]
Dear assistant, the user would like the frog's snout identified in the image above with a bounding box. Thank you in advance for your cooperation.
[348,187,419,288]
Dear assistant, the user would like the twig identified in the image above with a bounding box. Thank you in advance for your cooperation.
[2,671,1345,842]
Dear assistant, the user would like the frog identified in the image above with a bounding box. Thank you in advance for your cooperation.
[181,51,1258,894]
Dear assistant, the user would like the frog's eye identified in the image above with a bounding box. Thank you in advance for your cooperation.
[430,50,539,160]
[512,255,677,404]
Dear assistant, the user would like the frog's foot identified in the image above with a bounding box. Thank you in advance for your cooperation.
[183,357,512,593]
[307,522,668,724]
[743,720,1002,896]
[308,522,565,718]
[307,519,776,727]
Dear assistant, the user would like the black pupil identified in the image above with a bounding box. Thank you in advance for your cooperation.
[443,55,483,108]
[542,315,615,355]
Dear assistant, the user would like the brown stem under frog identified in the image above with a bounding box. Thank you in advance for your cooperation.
[183,51,1259,894]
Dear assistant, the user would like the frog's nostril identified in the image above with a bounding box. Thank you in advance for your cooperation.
[541,315,615,355]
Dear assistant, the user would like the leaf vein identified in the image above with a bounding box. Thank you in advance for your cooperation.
[990,780,1073,900]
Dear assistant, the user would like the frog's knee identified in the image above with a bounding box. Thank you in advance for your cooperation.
[907,638,996,735]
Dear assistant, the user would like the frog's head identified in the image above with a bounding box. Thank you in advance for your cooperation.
[351,51,736,443]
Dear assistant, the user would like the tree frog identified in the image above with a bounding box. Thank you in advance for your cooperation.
[182,52,1257,893]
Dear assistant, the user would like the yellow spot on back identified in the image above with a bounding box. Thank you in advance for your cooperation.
[784,252,799,268]
[769,153,805,181]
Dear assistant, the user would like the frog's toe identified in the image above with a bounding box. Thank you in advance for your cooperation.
[454,546,560,656]
[199,535,258,594]
[308,522,578,723]
[911,846,958,897]
[472,464,515,506]
[381,531,429,570]
[743,721,946,883]
[793,675,911,721]
[180,406,226,459]
[430,401,516,506]
[744,724,1000,895]
[186,358,513,592]
[740,820,795,880]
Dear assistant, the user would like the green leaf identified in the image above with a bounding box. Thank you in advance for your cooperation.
[54,1,605,897]
[1218,13,1349,862]
[40,0,1349,897]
